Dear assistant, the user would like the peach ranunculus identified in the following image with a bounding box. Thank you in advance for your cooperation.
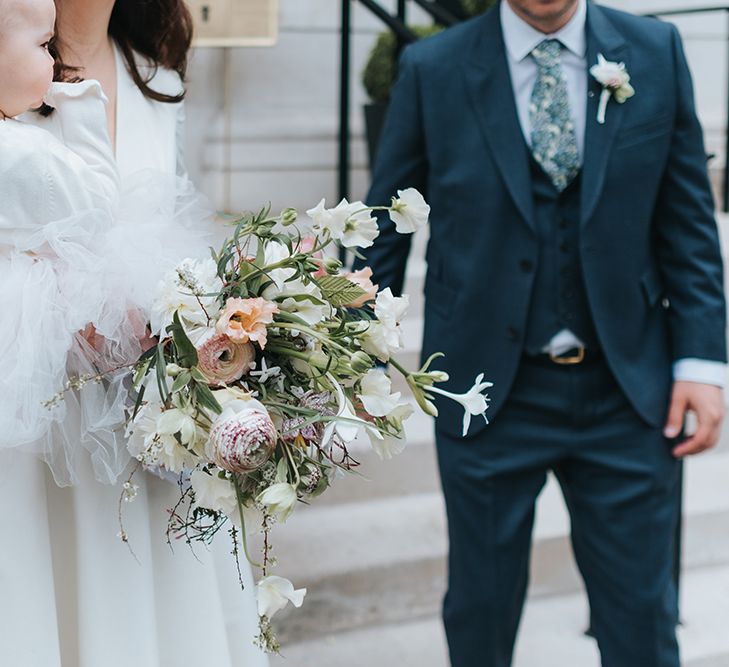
[215,297,279,349]
[343,267,379,308]
[197,333,255,386]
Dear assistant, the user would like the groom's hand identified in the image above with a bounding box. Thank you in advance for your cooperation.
[664,381,725,458]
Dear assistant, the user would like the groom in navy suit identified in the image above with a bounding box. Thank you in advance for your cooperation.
[357,1,727,665]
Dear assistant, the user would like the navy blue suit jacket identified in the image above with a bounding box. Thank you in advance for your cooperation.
[357,2,726,438]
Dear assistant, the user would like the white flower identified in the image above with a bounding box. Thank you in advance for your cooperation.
[306,198,349,239]
[127,402,198,473]
[429,373,493,437]
[322,373,384,445]
[341,207,379,249]
[257,482,298,522]
[249,357,281,384]
[156,407,197,446]
[368,402,414,460]
[361,288,410,362]
[257,575,307,619]
[357,369,402,417]
[375,287,410,328]
[261,240,296,296]
[190,470,238,518]
[389,188,430,234]
[306,198,380,248]
[275,279,331,325]
[589,54,635,124]
[150,258,222,336]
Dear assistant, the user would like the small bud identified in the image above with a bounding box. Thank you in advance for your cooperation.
[166,363,184,377]
[350,350,374,374]
[280,208,298,226]
[324,257,343,275]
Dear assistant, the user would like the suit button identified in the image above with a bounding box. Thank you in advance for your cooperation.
[559,242,569,253]
[558,218,569,229]
[519,259,534,273]
[506,326,519,341]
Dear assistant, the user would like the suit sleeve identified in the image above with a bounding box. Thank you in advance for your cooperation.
[353,46,428,297]
[654,25,727,363]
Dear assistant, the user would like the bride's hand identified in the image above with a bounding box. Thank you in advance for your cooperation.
[78,323,105,351]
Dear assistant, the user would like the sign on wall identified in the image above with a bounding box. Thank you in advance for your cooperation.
[189,0,279,47]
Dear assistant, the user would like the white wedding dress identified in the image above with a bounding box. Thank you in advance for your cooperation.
[0,46,268,667]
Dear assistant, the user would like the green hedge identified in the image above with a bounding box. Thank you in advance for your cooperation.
[361,0,498,103]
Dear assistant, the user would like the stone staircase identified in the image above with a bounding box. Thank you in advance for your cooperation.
[261,221,729,666]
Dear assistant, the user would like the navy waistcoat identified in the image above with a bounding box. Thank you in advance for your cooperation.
[524,161,599,354]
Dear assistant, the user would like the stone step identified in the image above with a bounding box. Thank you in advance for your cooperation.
[261,451,729,645]
[271,562,729,667]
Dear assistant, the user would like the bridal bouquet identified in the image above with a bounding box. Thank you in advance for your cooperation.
[114,190,491,652]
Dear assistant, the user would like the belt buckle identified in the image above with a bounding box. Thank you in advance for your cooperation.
[549,345,585,365]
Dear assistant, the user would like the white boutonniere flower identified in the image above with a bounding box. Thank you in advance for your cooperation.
[589,53,635,125]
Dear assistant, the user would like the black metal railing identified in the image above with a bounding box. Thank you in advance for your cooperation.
[339,2,729,210]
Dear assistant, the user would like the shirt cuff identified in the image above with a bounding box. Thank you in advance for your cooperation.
[672,358,727,388]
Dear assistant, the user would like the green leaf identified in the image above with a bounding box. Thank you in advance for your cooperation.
[171,370,192,394]
[131,382,147,421]
[170,311,198,368]
[318,275,367,307]
[194,381,223,415]
[155,343,169,403]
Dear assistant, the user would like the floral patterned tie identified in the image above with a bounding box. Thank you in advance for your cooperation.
[529,39,580,192]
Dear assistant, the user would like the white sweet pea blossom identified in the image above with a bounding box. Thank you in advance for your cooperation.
[429,373,493,437]
[261,240,296,296]
[322,374,384,445]
[307,198,380,248]
[306,198,349,240]
[341,207,379,249]
[589,54,635,124]
[151,257,223,335]
[257,575,307,619]
[358,369,402,417]
[190,470,238,517]
[361,288,410,362]
[375,287,410,328]
[389,188,430,234]
[257,482,298,522]
[276,279,331,325]
[368,402,414,460]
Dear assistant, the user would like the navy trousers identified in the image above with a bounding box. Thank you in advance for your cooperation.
[437,353,681,667]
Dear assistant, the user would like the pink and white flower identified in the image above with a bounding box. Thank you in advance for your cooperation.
[208,398,278,473]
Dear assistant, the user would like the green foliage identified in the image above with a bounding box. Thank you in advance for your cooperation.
[318,275,367,307]
[361,0,497,103]
[362,24,443,103]
[460,0,497,16]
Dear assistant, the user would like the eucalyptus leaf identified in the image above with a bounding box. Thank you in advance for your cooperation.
[170,311,198,368]
[194,381,223,415]
[171,370,193,394]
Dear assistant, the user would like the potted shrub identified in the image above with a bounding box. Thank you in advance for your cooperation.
[361,0,497,169]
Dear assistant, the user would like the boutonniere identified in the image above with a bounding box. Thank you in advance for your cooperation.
[589,53,635,125]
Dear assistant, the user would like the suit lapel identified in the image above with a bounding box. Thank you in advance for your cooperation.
[581,3,629,226]
[462,11,536,234]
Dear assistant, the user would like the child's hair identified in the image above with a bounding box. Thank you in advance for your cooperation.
[47,0,193,105]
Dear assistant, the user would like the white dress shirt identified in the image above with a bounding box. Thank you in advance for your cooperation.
[500,0,726,386]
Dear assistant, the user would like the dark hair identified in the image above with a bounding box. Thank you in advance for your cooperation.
[49,0,194,104]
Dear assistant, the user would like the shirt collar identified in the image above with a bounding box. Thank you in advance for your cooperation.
[500,0,587,62]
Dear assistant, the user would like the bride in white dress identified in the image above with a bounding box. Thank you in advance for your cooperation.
[0,1,268,665]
